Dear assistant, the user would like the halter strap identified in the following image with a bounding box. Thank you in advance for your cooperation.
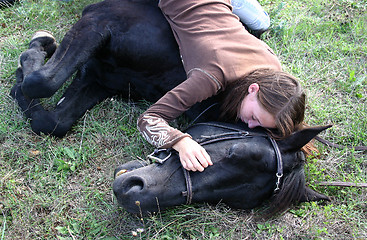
[269,137,283,193]
[181,168,193,205]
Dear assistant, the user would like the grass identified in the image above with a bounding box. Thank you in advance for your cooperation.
[0,0,366,239]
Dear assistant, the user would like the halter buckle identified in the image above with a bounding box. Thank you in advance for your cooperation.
[274,173,283,192]
[147,149,172,164]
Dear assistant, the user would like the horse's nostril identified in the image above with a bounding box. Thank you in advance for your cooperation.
[123,177,145,193]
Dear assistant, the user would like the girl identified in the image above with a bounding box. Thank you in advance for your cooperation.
[138,0,305,172]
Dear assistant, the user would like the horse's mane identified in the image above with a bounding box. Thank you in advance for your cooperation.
[267,164,306,215]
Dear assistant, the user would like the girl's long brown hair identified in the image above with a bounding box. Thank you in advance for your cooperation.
[220,69,306,139]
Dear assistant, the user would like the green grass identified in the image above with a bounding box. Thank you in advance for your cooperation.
[1,0,366,239]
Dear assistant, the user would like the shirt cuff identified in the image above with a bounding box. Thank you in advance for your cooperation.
[137,113,192,149]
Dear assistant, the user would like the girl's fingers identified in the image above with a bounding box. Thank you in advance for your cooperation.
[201,148,212,165]
[175,137,213,172]
[191,158,205,172]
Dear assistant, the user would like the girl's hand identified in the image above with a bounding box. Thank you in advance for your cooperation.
[172,136,213,172]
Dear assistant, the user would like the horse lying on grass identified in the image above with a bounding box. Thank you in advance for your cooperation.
[113,122,330,215]
[10,0,268,137]
[9,0,330,214]
[11,0,225,137]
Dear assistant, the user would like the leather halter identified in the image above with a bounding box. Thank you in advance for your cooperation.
[148,122,284,205]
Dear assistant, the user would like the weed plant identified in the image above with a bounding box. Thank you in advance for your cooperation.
[0,0,366,239]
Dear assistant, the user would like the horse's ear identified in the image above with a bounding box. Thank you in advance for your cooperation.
[279,125,332,152]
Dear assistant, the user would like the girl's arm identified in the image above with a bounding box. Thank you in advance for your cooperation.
[137,70,221,171]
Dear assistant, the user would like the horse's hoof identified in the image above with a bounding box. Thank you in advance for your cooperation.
[29,31,58,58]
[9,82,21,100]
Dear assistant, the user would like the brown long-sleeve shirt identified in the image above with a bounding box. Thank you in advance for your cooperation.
[137,0,282,149]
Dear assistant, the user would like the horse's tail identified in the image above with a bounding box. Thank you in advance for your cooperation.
[267,166,307,215]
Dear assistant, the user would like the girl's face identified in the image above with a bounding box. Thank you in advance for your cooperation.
[238,83,276,129]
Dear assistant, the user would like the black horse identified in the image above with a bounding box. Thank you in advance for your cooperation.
[113,122,330,214]
[10,0,223,136]
[10,0,330,215]
[10,0,267,137]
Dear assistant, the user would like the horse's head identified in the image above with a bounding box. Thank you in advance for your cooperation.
[113,122,330,214]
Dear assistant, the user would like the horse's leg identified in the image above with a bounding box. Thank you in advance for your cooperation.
[10,68,43,119]
[27,59,118,137]
[21,16,111,99]
[10,31,57,118]
[15,31,57,79]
